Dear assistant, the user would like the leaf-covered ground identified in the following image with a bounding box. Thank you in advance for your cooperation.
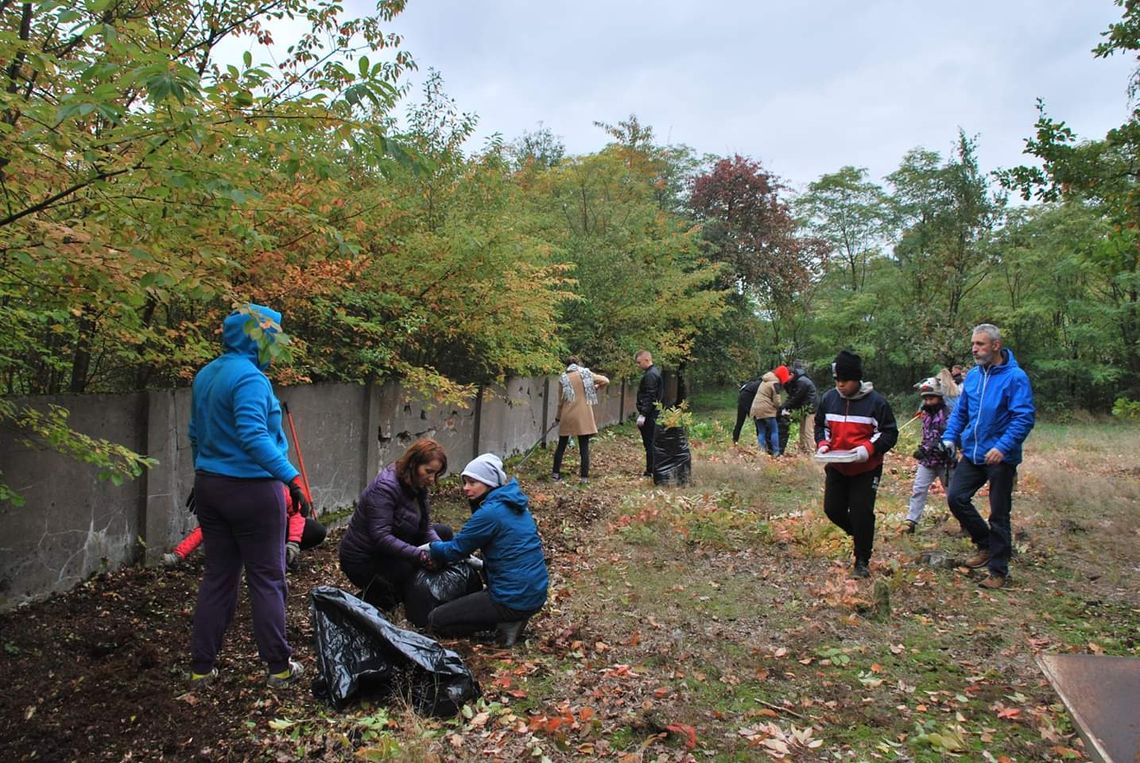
[1,409,1137,762]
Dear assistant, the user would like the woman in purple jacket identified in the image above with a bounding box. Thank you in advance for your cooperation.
[339,439,448,612]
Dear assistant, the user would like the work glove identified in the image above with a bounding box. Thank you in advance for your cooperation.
[185,488,196,514]
[285,542,300,568]
[465,555,485,570]
[852,445,870,463]
[287,477,312,518]
[636,415,646,428]
[816,444,830,455]
[941,440,958,460]
[162,552,181,567]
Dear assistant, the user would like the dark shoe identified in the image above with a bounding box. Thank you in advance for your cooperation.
[267,659,305,688]
[642,470,652,478]
[978,573,1007,590]
[851,561,870,578]
[903,520,917,535]
[965,549,991,569]
[495,619,527,647]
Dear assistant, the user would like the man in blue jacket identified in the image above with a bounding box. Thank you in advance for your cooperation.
[942,324,1035,590]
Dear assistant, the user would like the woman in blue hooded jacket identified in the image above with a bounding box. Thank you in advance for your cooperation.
[187,304,310,688]
[426,454,548,646]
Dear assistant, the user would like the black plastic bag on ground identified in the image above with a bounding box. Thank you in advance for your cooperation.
[401,563,485,628]
[653,426,692,485]
[309,586,480,715]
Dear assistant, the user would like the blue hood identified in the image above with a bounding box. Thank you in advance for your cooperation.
[480,479,529,513]
[223,304,281,370]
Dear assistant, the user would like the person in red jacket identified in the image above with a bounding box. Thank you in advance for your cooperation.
[813,350,898,578]
[164,484,326,569]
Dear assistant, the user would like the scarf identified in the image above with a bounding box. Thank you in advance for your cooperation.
[559,364,599,406]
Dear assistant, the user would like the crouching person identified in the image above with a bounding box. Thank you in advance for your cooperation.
[425,454,548,647]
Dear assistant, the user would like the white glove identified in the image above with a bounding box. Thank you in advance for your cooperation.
[636,415,646,428]
[941,440,957,459]
[465,555,485,570]
[816,444,830,455]
[285,542,300,567]
[853,445,870,463]
[162,552,181,567]
[417,542,431,552]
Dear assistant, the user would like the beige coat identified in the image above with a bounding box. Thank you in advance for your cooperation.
[557,368,610,436]
[749,371,781,419]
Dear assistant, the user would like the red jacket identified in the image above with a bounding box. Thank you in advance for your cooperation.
[813,382,898,476]
[173,484,305,559]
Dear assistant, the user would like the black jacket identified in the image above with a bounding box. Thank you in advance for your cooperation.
[783,372,817,412]
[637,365,664,417]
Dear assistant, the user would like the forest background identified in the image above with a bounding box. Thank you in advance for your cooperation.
[2,0,1139,500]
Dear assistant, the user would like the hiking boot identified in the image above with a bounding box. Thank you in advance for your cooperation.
[903,520,917,535]
[267,659,305,688]
[851,561,870,579]
[965,549,991,569]
[496,619,528,647]
[189,668,218,688]
[978,573,1007,590]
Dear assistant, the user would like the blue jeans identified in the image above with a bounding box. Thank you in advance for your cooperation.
[947,459,1017,577]
[756,417,780,455]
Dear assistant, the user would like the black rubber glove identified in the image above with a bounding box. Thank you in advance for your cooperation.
[287,477,312,518]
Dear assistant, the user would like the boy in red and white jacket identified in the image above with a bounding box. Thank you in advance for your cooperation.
[164,483,326,569]
[813,350,898,578]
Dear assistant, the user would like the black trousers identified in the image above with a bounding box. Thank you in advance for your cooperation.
[639,416,657,474]
[552,434,592,478]
[947,459,1016,577]
[428,590,536,637]
[823,465,882,564]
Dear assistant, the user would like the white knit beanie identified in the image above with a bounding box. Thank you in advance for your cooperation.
[461,453,508,488]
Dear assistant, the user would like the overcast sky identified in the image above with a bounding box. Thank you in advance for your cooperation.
[373,0,1136,192]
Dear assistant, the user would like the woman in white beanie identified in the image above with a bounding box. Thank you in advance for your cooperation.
[424,454,548,646]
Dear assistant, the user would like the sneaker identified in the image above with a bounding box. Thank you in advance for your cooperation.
[903,520,917,535]
[551,473,562,481]
[851,561,870,579]
[189,668,218,687]
[965,549,991,569]
[578,477,589,485]
[978,573,1007,590]
[267,659,305,688]
[495,619,528,647]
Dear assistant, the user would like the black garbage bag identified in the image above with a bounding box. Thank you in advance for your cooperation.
[778,415,790,455]
[401,562,485,628]
[652,426,692,485]
[309,586,480,715]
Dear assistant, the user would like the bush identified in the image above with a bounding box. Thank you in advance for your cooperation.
[1111,397,1140,420]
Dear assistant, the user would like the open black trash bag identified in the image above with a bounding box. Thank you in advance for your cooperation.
[309,586,480,715]
[402,562,485,628]
[653,426,692,485]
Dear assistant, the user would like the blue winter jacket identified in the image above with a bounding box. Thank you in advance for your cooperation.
[188,305,299,482]
[429,479,548,612]
[943,348,1035,466]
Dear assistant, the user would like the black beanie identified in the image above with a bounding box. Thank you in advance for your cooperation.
[832,350,863,381]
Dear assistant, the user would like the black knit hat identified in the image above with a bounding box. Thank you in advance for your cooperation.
[832,350,863,381]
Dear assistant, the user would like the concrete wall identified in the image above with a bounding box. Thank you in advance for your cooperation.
[0,375,640,610]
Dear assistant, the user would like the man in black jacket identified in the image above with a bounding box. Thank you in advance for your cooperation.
[635,350,663,477]
[732,376,763,444]
[780,361,818,455]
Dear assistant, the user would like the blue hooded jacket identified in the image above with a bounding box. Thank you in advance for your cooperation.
[943,348,1035,466]
[188,305,299,482]
[429,479,548,612]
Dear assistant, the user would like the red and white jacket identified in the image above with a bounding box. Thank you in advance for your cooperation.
[813,382,898,476]
[172,484,307,559]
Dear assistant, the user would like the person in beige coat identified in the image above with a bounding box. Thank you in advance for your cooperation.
[552,357,610,483]
[750,365,790,456]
